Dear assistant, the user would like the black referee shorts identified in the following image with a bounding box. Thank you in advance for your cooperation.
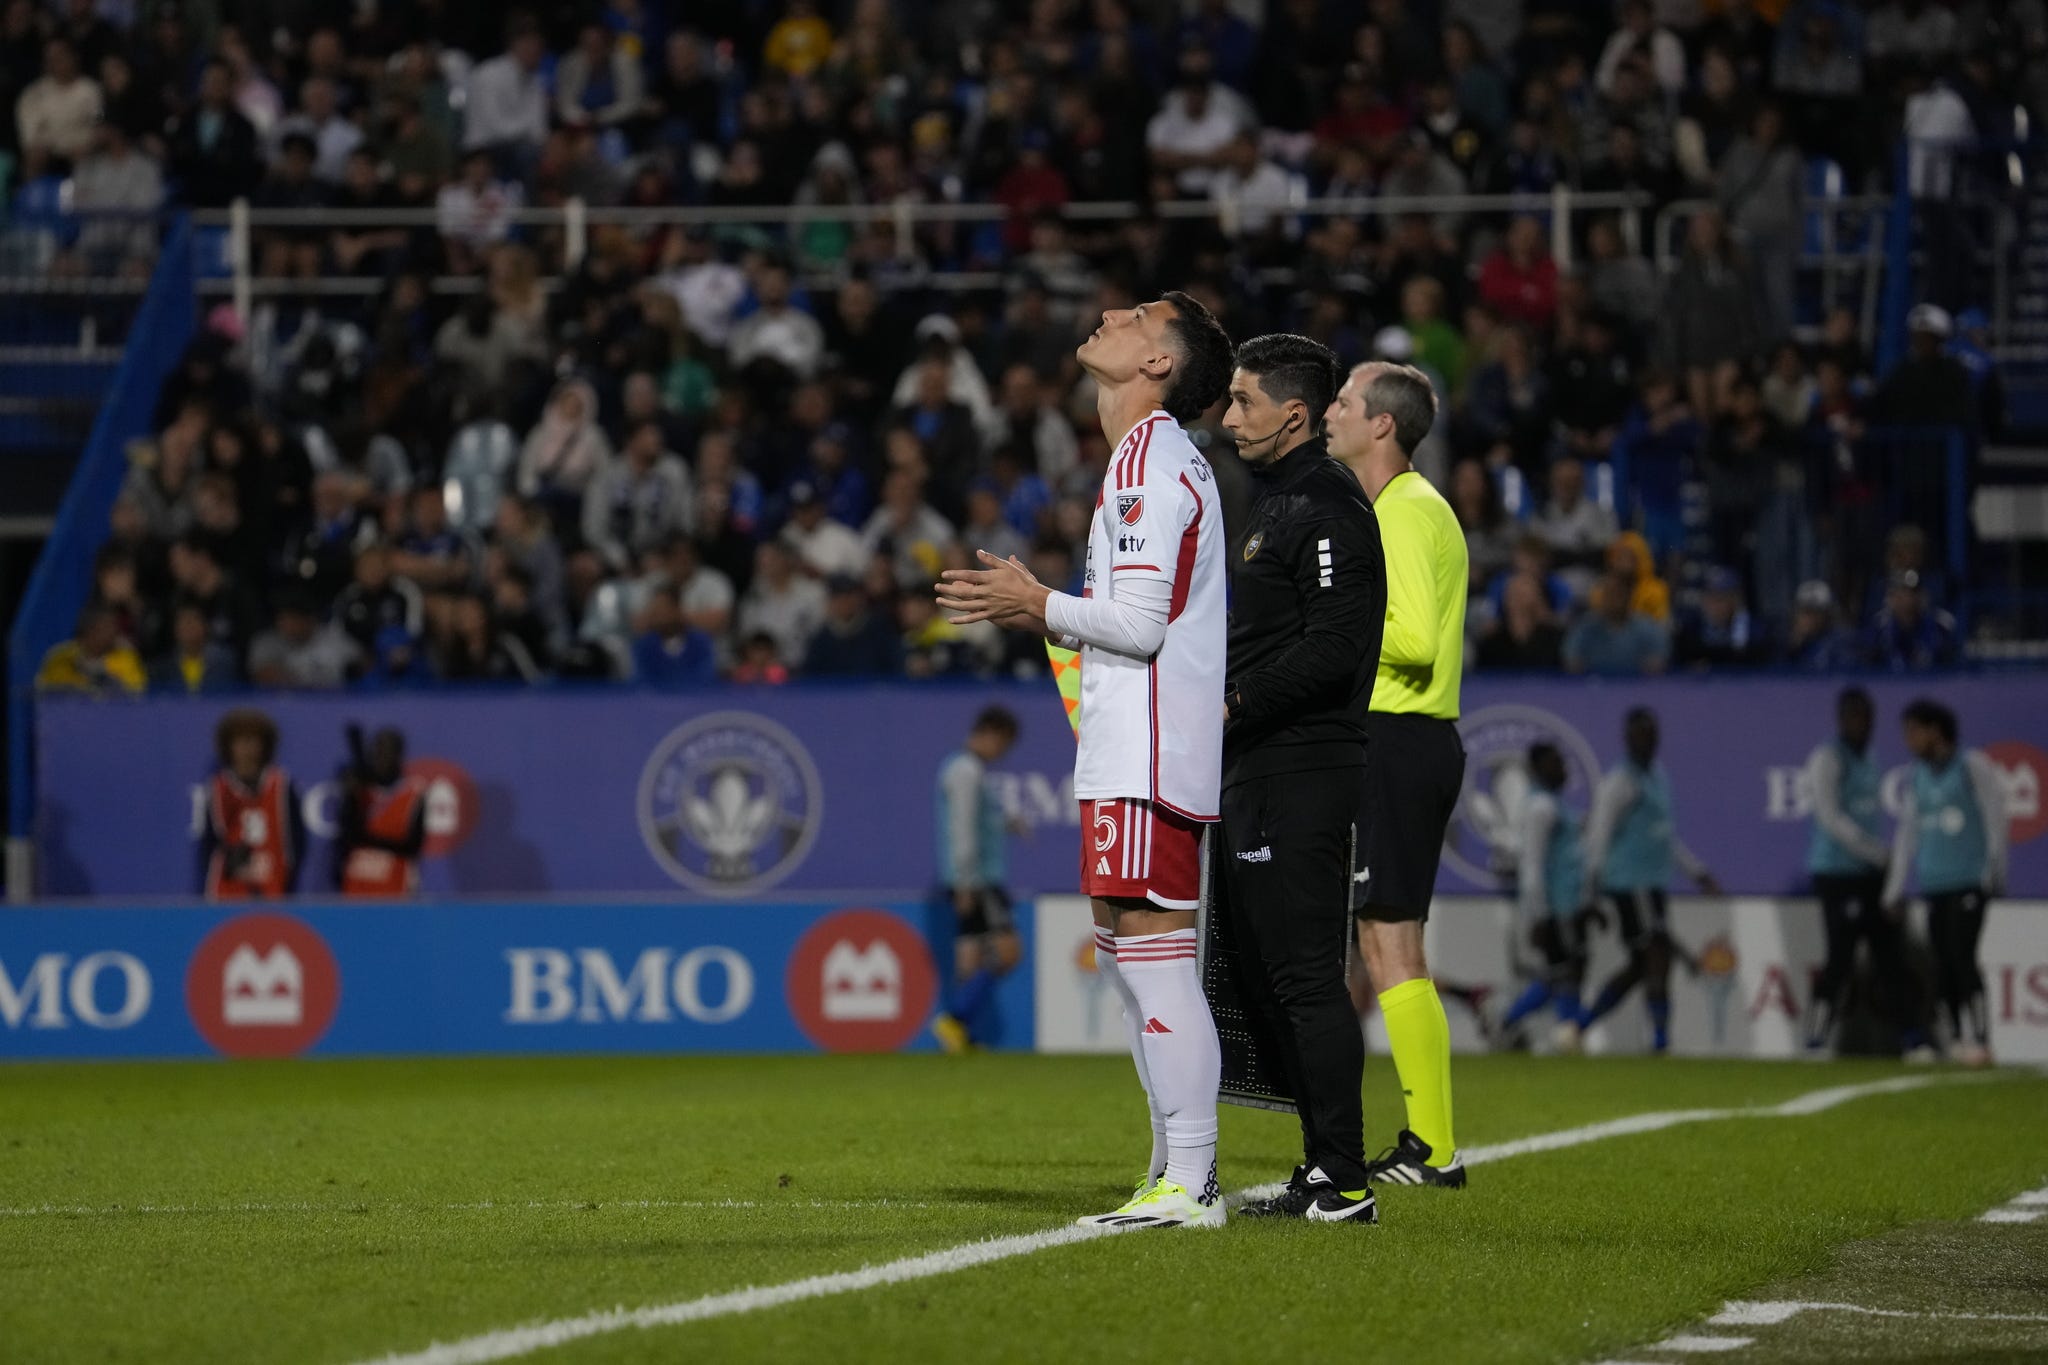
[1353,712,1466,922]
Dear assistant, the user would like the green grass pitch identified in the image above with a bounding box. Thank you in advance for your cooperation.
[3,1054,2045,1364]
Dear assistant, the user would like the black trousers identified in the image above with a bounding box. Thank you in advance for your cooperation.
[1928,887,1991,1046]
[1215,764,1369,1191]
[1810,871,1915,1043]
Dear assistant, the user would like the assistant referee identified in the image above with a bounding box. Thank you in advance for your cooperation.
[1325,361,1470,1189]
[1217,334,1386,1223]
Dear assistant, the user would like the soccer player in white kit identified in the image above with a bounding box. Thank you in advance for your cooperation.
[937,290,1236,1228]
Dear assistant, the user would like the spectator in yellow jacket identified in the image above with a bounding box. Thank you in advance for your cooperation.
[37,604,144,695]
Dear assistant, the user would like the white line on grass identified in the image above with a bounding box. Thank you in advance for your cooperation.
[1710,1301,2048,1327]
[351,1072,1972,1365]
[1977,1180,2048,1223]
[1649,1336,1751,1353]
[0,1197,939,1219]
[1230,1072,1965,1203]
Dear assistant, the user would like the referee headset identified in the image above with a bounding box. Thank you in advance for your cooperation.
[1235,398,1311,458]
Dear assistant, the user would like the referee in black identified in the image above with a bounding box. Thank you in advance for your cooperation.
[1325,360,1469,1188]
[1215,334,1386,1224]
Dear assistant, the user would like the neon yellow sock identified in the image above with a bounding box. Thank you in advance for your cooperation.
[1378,977,1454,1165]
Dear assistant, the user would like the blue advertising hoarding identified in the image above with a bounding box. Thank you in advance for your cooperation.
[31,677,2048,900]
[0,900,1035,1060]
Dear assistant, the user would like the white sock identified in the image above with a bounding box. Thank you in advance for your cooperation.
[1095,928,1167,1181]
[1114,929,1220,1201]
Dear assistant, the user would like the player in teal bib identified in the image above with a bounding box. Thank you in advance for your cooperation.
[1498,743,1590,1049]
[1579,708,1721,1052]
[1802,688,1925,1056]
[1883,699,2009,1065]
[930,707,1024,1052]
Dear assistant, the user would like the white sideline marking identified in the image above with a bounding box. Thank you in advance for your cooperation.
[352,1073,1967,1365]
[1979,1181,2048,1222]
[0,1197,937,1220]
[1709,1302,1805,1326]
[1231,1074,1958,1204]
[1710,1301,2048,1326]
[1651,1336,1750,1353]
[363,1224,1126,1365]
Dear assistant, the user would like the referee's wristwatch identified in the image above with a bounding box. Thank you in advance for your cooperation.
[1225,686,1244,720]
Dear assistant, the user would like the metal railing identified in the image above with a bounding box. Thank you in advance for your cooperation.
[192,186,1655,306]
[1652,195,1892,342]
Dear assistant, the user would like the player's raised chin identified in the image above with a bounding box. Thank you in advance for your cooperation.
[1076,303,1177,387]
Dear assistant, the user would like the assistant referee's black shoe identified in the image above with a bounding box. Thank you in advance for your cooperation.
[1365,1130,1467,1188]
[1294,1166,1377,1224]
[1236,1166,1316,1219]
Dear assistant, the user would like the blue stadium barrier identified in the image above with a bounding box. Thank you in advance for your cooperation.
[1877,143,1913,377]
[7,214,196,852]
[0,898,1037,1059]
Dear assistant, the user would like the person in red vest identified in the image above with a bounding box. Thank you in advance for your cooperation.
[200,709,303,899]
[336,726,428,897]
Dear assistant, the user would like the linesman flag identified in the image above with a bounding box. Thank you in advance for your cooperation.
[1046,642,1081,738]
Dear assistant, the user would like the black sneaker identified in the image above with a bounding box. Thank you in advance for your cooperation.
[1364,1129,1467,1188]
[1236,1165,1315,1219]
[1303,1182,1379,1224]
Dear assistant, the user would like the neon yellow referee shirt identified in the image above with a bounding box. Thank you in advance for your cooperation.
[1370,469,1467,720]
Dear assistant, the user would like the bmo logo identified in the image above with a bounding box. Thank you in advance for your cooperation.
[1984,741,2048,846]
[185,913,340,1057]
[786,909,937,1052]
[0,951,152,1030]
[503,945,755,1024]
[408,757,481,856]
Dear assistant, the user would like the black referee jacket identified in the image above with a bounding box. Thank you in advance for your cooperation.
[1222,438,1386,787]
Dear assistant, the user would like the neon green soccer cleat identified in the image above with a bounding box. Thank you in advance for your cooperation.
[1075,1178,1226,1230]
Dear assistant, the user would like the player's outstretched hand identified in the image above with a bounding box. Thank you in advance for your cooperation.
[936,550,1050,631]
[1697,871,1723,896]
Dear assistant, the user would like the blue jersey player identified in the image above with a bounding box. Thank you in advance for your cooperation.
[932,706,1024,1052]
[1578,707,1722,1052]
[1802,687,1927,1057]
[1884,698,2009,1066]
[1498,743,1590,1053]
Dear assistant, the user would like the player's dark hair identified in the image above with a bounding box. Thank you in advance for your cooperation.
[1527,742,1563,786]
[1902,698,1957,744]
[1624,705,1657,728]
[214,708,280,768]
[1357,361,1440,456]
[1158,290,1234,423]
[1837,686,1873,714]
[973,705,1020,740]
[1233,333,1341,434]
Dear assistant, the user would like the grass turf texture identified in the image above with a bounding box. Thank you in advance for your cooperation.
[1,1055,2043,1365]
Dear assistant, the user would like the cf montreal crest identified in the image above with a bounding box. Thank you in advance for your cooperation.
[1117,493,1144,525]
[638,712,824,894]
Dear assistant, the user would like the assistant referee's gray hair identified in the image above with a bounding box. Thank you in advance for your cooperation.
[1353,361,1439,457]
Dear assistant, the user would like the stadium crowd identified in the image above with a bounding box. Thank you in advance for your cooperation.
[15,0,2041,694]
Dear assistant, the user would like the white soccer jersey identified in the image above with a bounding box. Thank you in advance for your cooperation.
[1072,411,1226,819]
